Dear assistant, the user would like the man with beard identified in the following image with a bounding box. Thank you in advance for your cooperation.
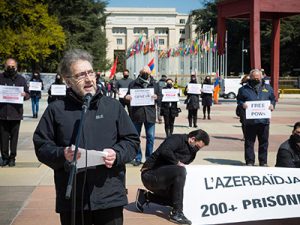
[276,122,300,168]
[0,58,30,167]
[237,69,276,166]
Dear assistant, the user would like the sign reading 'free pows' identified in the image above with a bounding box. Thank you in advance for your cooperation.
[184,165,300,224]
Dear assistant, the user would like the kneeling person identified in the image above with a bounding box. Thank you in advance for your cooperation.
[135,129,210,225]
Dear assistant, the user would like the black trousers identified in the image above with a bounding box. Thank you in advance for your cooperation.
[141,165,186,211]
[244,123,269,165]
[163,113,175,137]
[119,98,131,116]
[0,120,21,161]
[188,109,198,126]
[59,206,123,225]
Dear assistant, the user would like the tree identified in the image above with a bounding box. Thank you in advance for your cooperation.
[0,0,65,71]
[47,0,109,71]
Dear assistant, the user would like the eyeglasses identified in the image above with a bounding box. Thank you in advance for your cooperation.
[71,70,96,81]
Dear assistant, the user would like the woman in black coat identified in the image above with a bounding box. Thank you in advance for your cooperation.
[160,79,180,137]
[201,76,213,120]
[184,74,200,128]
[47,74,65,104]
[29,71,44,118]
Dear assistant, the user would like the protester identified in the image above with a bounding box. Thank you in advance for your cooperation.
[237,69,276,166]
[156,74,167,124]
[29,71,44,118]
[201,76,213,120]
[116,69,133,114]
[125,66,159,166]
[0,58,30,167]
[276,122,300,168]
[33,49,140,225]
[160,78,180,137]
[96,71,106,96]
[184,72,200,128]
[47,74,66,104]
[110,77,117,98]
[135,129,210,225]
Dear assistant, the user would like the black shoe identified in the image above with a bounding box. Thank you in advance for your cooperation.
[259,163,268,167]
[135,189,147,212]
[1,159,9,167]
[170,210,192,225]
[8,159,15,167]
[246,163,254,166]
[208,115,211,120]
[132,160,142,166]
[193,125,198,128]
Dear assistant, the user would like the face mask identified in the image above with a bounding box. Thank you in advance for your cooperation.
[249,79,260,87]
[5,66,17,77]
[291,134,300,143]
[124,75,129,79]
[166,83,173,88]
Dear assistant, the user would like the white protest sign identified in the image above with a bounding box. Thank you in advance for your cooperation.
[29,82,42,91]
[184,165,300,225]
[162,89,179,102]
[245,100,271,119]
[51,84,66,96]
[118,88,128,98]
[187,83,201,94]
[130,88,154,106]
[202,84,214,94]
[0,85,24,104]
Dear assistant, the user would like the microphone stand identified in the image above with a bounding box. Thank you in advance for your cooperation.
[65,103,89,225]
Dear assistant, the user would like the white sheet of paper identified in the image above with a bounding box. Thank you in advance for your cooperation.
[118,88,128,98]
[187,83,201,94]
[202,84,214,94]
[162,89,179,102]
[245,100,271,119]
[130,88,155,106]
[29,82,42,91]
[71,145,108,169]
[51,84,66,96]
[0,85,24,104]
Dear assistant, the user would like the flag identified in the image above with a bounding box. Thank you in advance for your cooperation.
[109,56,118,79]
[148,58,155,74]
[213,72,220,104]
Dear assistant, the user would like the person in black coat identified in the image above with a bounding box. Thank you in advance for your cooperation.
[33,49,140,225]
[47,74,66,104]
[29,71,44,118]
[135,129,210,225]
[201,76,213,120]
[184,73,200,128]
[276,122,300,168]
[0,58,30,167]
[160,78,180,137]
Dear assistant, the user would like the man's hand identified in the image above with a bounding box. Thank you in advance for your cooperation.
[177,161,185,167]
[103,148,116,168]
[125,95,132,101]
[242,103,248,109]
[152,94,158,100]
[269,104,274,111]
[64,147,81,162]
[21,92,27,97]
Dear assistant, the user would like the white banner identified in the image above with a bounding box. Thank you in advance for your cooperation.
[130,88,154,106]
[245,100,271,119]
[184,165,300,225]
[202,84,214,94]
[118,88,128,98]
[162,89,179,102]
[51,84,66,96]
[0,85,24,104]
[29,81,42,91]
[187,83,201,94]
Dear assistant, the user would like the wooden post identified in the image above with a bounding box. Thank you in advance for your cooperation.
[271,17,280,101]
[250,0,261,69]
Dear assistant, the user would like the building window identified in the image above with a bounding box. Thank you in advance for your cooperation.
[180,19,186,24]
[112,27,126,34]
[117,38,123,45]
[155,28,168,34]
[159,39,165,45]
[134,27,148,35]
[180,29,185,34]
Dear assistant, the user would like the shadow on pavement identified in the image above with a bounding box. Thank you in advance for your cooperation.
[212,135,243,141]
[203,158,244,166]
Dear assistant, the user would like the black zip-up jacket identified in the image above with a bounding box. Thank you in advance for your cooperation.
[126,77,159,123]
[33,89,140,212]
[142,134,197,170]
[276,138,300,168]
[0,72,30,120]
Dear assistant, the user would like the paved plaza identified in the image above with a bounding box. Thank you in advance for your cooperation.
[0,94,299,225]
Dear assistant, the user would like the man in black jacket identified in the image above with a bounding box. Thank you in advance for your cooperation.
[125,66,159,166]
[135,129,210,225]
[116,69,133,114]
[276,121,300,168]
[0,58,30,167]
[33,49,140,225]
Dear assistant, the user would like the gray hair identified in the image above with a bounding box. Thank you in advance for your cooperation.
[58,49,93,78]
[249,69,262,78]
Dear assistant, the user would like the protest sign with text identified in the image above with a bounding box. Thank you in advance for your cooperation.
[51,84,66,96]
[130,88,155,106]
[118,88,128,98]
[184,165,300,225]
[187,83,201,94]
[245,100,271,119]
[202,84,214,94]
[29,82,42,91]
[162,89,179,102]
[0,85,24,104]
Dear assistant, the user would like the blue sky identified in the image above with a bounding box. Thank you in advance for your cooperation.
[106,0,204,14]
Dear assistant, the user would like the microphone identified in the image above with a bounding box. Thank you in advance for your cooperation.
[82,93,92,112]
